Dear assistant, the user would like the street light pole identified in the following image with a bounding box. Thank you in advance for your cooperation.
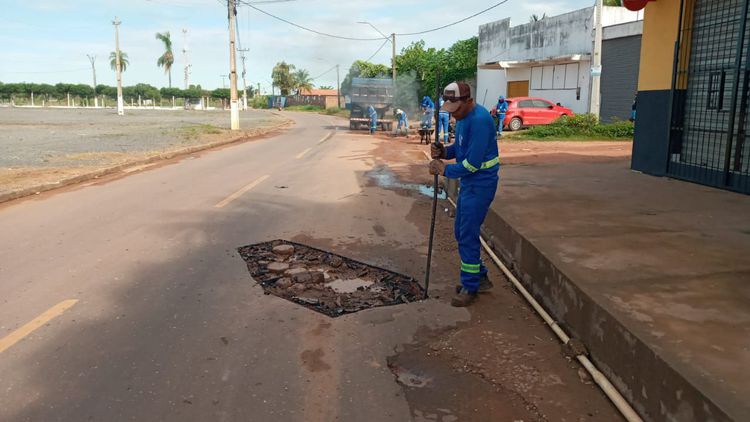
[87,54,98,108]
[112,17,124,116]
[227,0,240,130]
[336,64,341,109]
[357,22,395,81]
[590,0,603,117]
[238,48,250,111]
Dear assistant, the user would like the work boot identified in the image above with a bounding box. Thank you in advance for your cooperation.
[451,288,478,307]
[455,274,494,294]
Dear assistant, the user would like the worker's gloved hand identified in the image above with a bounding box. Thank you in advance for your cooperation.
[431,143,446,159]
[429,159,446,176]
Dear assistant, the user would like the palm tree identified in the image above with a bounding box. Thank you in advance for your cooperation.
[110,51,129,72]
[293,69,313,94]
[155,31,174,88]
[529,13,547,23]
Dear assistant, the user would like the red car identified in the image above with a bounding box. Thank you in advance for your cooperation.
[499,97,574,131]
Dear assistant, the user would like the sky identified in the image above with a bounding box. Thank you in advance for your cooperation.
[0,0,594,93]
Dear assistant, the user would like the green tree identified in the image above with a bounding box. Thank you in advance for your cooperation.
[211,88,231,99]
[293,69,314,94]
[271,61,296,95]
[110,51,129,72]
[319,85,334,90]
[155,31,174,88]
[604,0,622,5]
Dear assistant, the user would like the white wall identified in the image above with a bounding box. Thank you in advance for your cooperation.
[476,68,506,110]
[526,60,591,114]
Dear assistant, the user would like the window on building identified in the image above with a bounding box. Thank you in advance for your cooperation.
[707,71,725,110]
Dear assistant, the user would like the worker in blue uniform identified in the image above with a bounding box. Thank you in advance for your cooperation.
[438,96,450,144]
[430,82,499,307]
[421,96,435,129]
[367,105,378,134]
[394,108,408,136]
[495,95,508,135]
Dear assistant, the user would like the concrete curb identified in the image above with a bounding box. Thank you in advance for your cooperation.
[443,178,733,422]
[0,118,293,205]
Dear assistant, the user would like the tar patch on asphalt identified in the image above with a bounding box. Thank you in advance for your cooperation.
[238,240,424,317]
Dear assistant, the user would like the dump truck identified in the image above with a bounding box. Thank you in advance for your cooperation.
[348,78,394,131]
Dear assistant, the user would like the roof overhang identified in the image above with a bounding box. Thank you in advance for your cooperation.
[479,54,591,70]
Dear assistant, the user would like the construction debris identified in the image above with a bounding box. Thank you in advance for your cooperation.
[238,240,424,317]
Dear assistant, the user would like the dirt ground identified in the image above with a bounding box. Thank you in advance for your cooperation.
[0,107,289,197]
[363,134,625,421]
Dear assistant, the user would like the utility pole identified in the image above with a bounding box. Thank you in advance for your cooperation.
[182,28,191,89]
[589,0,603,117]
[392,33,397,82]
[112,17,124,116]
[87,54,98,108]
[220,74,228,88]
[238,48,250,111]
[227,0,240,130]
[336,64,341,108]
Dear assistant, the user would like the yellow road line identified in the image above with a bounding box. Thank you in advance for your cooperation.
[295,147,312,159]
[215,175,270,208]
[317,132,334,145]
[0,299,78,354]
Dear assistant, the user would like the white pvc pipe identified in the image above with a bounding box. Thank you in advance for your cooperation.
[446,196,642,422]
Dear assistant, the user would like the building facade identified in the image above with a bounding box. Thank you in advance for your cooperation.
[632,0,750,194]
[477,7,642,121]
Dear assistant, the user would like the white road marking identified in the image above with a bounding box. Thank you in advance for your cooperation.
[214,175,270,208]
[295,147,312,159]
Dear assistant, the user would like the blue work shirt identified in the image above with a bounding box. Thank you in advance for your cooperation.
[496,99,508,114]
[421,96,435,110]
[444,104,499,187]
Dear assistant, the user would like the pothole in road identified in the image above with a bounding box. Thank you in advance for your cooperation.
[238,240,424,317]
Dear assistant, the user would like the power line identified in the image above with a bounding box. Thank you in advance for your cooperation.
[395,0,510,36]
[311,65,337,80]
[237,1,387,41]
[366,38,390,62]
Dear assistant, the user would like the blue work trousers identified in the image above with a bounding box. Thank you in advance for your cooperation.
[438,112,450,143]
[497,113,506,134]
[421,108,434,128]
[369,115,378,133]
[455,182,498,292]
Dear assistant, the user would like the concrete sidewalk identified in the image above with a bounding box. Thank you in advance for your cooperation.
[474,157,750,421]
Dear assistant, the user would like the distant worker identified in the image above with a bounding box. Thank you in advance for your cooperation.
[438,96,450,144]
[421,95,435,129]
[429,82,499,307]
[495,95,508,135]
[394,108,408,136]
[367,105,378,134]
[630,93,637,122]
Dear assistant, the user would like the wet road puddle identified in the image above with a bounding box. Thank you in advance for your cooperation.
[238,240,424,317]
[366,166,446,199]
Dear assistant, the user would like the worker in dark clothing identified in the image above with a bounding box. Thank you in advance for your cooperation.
[438,96,450,144]
[495,95,508,135]
[421,96,435,129]
[367,105,378,134]
[429,82,499,307]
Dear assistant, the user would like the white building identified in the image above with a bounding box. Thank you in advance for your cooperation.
[477,6,643,119]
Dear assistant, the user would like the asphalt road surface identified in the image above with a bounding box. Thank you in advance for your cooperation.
[0,112,622,422]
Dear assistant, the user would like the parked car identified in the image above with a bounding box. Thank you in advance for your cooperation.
[501,97,574,131]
